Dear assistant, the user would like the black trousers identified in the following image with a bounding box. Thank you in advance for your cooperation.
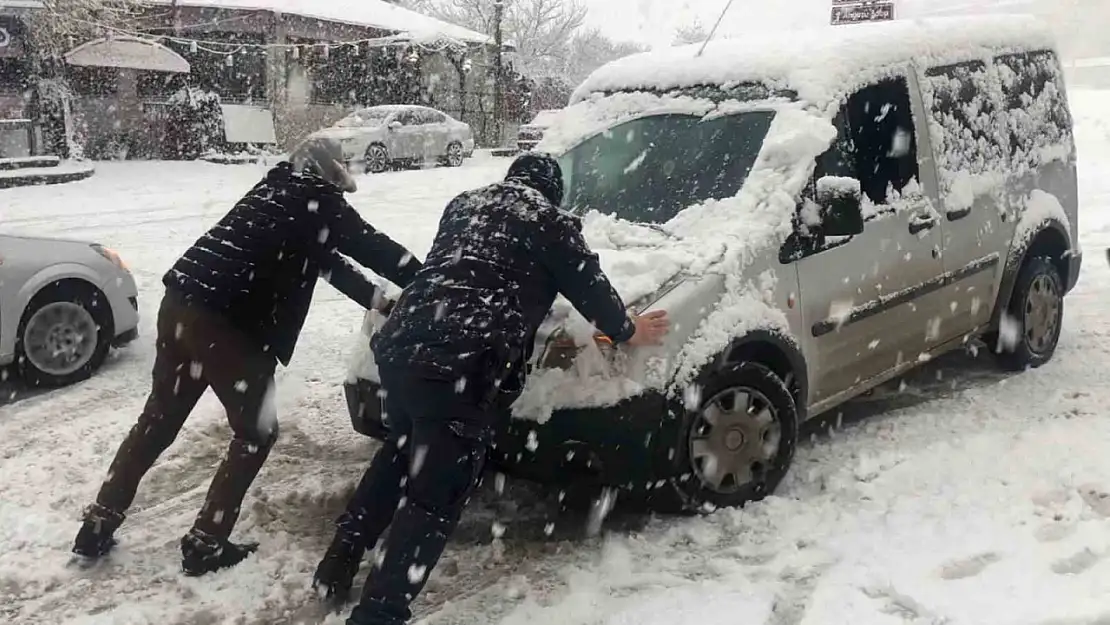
[343,366,493,625]
[94,289,278,539]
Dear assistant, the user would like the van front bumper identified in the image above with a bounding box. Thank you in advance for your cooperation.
[344,378,683,491]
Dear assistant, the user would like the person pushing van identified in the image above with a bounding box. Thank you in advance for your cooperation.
[312,152,670,625]
[72,137,422,577]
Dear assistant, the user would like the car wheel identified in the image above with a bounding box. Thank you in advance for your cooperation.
[364,144,389,174]
[994,256,1063,371]
[17,281,113,388]
[666,362,798,513]
[445,142,464,168]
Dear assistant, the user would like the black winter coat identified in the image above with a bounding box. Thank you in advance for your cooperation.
[371,181,635,405]
[164,162,422,366]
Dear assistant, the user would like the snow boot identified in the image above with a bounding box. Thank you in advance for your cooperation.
[313,530,366,602]
[72,503,125,559]
[180,528,259,577]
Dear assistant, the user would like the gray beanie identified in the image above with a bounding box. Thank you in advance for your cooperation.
[291,136,358,193]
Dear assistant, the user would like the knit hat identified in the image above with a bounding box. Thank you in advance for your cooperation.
[505,152,565,207]
[291,136,358,193]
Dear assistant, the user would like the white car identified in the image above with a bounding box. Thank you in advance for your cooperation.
[517,109,562,152]
[309,105,476,174]
[0,235,139,387]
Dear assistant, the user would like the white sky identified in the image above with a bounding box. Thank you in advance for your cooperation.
[582,0,1042,48]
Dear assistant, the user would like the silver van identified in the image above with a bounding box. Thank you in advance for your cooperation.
[345,14,1081,513]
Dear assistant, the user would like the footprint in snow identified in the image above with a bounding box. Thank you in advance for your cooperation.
[1035,521,1077,543]
[938,552,1001,580]
[1052,548,1102,576]
[1078,485,1110,518]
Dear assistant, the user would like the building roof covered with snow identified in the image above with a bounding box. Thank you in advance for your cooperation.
[144,0,493,45]
[572,14,1057,106]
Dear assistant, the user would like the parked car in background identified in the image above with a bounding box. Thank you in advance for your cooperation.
[517,109,562,152]
[0,235,139,387]
[344,15,1079,515]
[309,104,475,174]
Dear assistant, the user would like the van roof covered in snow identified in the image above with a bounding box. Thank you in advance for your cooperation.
[570,15,1057,108]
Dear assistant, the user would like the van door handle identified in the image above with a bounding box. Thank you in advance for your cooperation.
[908,214,937,235]
[947,207,972,221]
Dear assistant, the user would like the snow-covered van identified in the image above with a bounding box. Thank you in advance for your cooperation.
[346,15,1080,513]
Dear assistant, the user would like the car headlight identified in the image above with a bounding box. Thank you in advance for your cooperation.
[91,244,129,272]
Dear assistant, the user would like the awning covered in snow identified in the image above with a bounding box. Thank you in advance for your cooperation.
[144,0,497,46]
[64,36,191,73]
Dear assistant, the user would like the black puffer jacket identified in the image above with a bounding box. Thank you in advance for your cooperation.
[164,162,422,366]
[372,163,635,406]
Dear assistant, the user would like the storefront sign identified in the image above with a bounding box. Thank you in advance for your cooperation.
[831,1,895,25]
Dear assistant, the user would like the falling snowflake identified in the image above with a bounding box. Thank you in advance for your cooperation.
[407,564,427,584]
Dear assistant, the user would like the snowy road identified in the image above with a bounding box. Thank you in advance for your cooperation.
[4,91,1110,625]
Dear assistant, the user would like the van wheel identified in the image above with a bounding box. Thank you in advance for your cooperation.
[667,362,798,512]
[17,281,112,388]
[995,256,1063,371]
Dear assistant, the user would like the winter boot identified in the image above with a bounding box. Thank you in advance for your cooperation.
[72,503,126,559]
[180,528,259,577]
[313,530,366,602]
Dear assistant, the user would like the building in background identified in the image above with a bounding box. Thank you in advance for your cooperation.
[0,0,522,160]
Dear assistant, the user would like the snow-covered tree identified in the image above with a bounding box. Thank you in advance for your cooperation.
[564,28,644,86]
[418,0,588,80]
[26,0,141,59]
[673,19,709,46]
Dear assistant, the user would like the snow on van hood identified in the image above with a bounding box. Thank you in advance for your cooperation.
[513,108,836,422]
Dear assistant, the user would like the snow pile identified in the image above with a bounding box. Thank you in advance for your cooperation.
[536,91,716,157]
[573,15,1054,108]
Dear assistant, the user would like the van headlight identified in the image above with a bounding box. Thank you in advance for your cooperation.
[538,327,621,371]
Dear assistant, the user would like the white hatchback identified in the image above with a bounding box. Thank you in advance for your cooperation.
[0,234,139,387]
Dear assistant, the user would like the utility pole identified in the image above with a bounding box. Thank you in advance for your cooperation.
[171,0,182,37]
[492,0,504,147]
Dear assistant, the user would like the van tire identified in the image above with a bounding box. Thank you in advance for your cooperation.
[665,362,798,513]
[994,256,1064,371]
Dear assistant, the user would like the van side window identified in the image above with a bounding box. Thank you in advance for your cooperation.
[806,77,919,211]
[843,77,920,207]
[995,50,1072,163]
[921,60,1006,179]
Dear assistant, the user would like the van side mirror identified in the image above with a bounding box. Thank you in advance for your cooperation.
[815,176,864,236]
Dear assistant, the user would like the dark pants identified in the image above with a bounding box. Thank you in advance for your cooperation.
[343,366,492,625]
[94,289,278,539]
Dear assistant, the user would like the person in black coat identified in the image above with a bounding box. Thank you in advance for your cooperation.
[313,153,670,625]
[72,137,422,577]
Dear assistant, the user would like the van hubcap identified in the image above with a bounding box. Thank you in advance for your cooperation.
[689,387,781,494]
[448,144,463,166]
[24,302,98,376]
[1024,274,1061,355]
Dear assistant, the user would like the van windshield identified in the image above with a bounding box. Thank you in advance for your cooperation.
[557,111,776,224]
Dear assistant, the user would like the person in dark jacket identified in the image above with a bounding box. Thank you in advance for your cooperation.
[312,152,670,624]
[71,137,423,577]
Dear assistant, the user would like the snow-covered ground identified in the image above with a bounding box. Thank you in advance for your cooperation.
[3,91,1110,624]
